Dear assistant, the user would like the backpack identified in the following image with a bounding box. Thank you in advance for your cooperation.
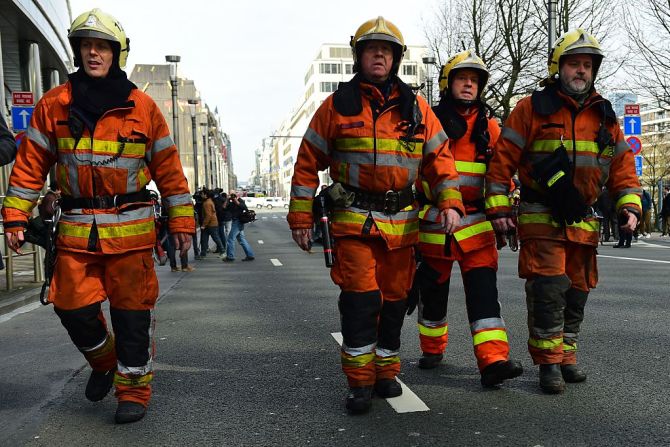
[239,209,256,224]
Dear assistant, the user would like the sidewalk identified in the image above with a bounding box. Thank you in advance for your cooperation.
[0,251,44,316]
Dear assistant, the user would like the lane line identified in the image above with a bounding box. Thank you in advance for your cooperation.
[0,301,41,324]
[330,332,429,413]
[270,258,283,266]
[634,240,670,249]
[258,240,264,244]
[597,254,670,264]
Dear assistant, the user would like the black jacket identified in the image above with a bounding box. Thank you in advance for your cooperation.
[0,113,16,166]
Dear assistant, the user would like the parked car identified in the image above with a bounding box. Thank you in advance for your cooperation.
[262,197,289,209]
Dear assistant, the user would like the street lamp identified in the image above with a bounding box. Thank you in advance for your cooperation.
[200,120,210,189]
[188,98,200,191]
[422,56,437,107]
[165,55,181,144]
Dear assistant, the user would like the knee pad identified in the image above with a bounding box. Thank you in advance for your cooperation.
[110,308,152,368]
[54,302,107,349]
[463,268,500,323]
[338,291,382,348]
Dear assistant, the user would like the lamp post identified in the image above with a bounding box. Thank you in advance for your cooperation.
[200,121,210,189]
[165,55,181,144]
[422,56,437,107]
[188,98,200,192]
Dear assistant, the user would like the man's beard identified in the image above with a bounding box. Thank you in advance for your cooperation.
[561,76,592,95]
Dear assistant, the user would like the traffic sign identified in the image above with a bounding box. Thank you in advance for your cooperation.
[12,91,34,106]
[634,155,643,176]
[626,136,642,155]
[624,116,642,135]
[11,106,34,131]
[624,104,640,115]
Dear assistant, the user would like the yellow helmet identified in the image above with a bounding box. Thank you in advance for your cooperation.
[438,49,489,98]
[547,28,603,83]
[68,8,130,69]
[350,16,406,74]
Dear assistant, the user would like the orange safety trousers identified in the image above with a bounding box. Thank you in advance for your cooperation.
[330,232,414,387]
[418,241,510,371]
[50,249,158,406]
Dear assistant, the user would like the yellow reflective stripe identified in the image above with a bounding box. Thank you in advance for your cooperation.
[455,161,487,175]
[546,170,565,187]
[3,196,35,213]
[333,211,418,236]
[289,199,313,213]
[168,205,194,218]
[419,231,446,245]
[418,324,448,337]
[530,140,600,154]
[563,343,577,352]
[338,162,348,184]
[58,138,146,156]
[616,194,642,211]
[518,213,599,232]
[138,169,149,188]
[437,189,462,203]
[485,195,510,209]
[58,165,71,196]
[341,352,375,368]
[334,137,423,155]
[375,355,400,367]
[454,220,493,242]
[421,180,433,201]
[528,337,562,349]
[472,329,508,346]
[58,222,92,238]
[114,372,153,387]
[97,220,154,239]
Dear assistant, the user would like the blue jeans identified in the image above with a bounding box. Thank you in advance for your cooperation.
[218,220,232,251]
[226,219,254,260]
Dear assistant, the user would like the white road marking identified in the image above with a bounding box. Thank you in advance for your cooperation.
[634,240,670,249]
[0,301,41,323]
[272,216,278,219]
[258,240,264,244]
[270,258,283,266]
[597,254,670,264]
[330,332,430,413]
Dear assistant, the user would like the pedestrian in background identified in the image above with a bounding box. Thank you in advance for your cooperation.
[197,189,225,258]
[641,189,652,237]
[222,192,255,262]
[661,188,670,236]
[215,190,230,253]
[0,112,17,164]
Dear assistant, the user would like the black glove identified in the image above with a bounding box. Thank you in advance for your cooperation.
[406,274,420,316]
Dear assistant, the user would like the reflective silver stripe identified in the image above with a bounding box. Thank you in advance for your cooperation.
[615,140,630,156]
[407,166,418,185]
[152,136,174,154]
[26,126,54,153]
[290,185,316,198]
[332,151,422,170]
[5,186,41,201]
[423,129,448,155]
[520,201,551,213]
[501,126,526,149]
[164,193,193,207]
[59,153,145,170]
[460,212,486,226]
[487,182,509,195]
[422,211,486,229]
[458,175,484,188]
[418,316,448,327]
[422,207,441,223]
[346,207,418,221]
[563,332,578,340]
[375,347,399,358]
[532,327,563,339]
[471,317,506,333]
[304,127,329,154]
[61,206,153,224]
[342,342,375,356]
[616,187,642,197]
[432,181,460,200]
[79,333,109,352]
[117,308,155,376]
[67,163,81,197]
[420,221,444,231]
[127,169,139,193]
[349,163,360,188]
[60,213,94,223]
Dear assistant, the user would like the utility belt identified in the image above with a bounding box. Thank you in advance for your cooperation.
[343,184,414,215]
[60,188,152,211]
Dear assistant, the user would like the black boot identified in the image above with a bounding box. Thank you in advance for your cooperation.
[115,401,147,424]
[539,364,565,394]
[418,353,443,369]
[480,360,523,387]
[561,364,587,383]
[85,369,115,402]
[374,379,402,398]
[345,387,372,415]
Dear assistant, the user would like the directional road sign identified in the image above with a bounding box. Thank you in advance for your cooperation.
[624,116,642,136]
[626,136,642,155]
[11,106,34,131]
[634,155,643,176]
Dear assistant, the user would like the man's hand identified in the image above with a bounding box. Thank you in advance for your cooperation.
[292,229,312,251]
[6,230,25,254]
[619,209,638,233]
[491,217,516,234]
[440,209,461,234]
[173,233,192,258]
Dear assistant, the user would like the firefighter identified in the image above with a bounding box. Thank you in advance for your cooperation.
[288,17,464,414]
[485,29,641,394]
[412,50,523,387]
[2,9,194,423]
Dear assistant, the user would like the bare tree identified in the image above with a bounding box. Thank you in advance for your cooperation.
[639,127,670,220]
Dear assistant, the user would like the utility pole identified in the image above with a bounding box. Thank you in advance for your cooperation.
[548,0,558,53]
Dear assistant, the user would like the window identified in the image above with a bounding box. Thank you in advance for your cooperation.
[305,84,314,101]
[304,66,314,85]
[402,64,417,76]
[345,64,353,74]
[320,82,339,93]
[329,47,350,58]
[319,63,342,74]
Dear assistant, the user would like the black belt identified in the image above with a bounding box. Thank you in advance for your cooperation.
[61,189,152,211]
[344,185,414,214]
[520,186,548,205]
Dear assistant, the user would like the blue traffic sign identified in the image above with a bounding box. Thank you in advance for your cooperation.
[11,106,34,131]
[624,116,642,136]
[634,155,643,176]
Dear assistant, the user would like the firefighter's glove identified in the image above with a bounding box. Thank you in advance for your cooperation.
[406,275,420,315]
[24,216,49,248]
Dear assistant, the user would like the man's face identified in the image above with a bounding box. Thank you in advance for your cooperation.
[450,69,479,101]
[559,54,593,94]
[80,37,114,78]
[360,40,394,83]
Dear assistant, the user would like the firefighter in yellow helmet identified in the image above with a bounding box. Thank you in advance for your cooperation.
[3,8,194,423]
[485,29,641,393]
[288,17,463,414]
[411,50,523,387]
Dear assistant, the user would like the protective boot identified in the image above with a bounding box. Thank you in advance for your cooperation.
[115,401,146,424]
[418,353,443,369]
[85,368,116,402]
[561,364,587,383]
[539,364,565,394]
[480,360,523,388]
[374,378,402,398]
[345,387,372,415]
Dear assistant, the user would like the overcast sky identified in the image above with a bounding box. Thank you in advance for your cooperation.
[69,0,437,181]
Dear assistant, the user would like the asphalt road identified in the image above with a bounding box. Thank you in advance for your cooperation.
[1,209,669,446]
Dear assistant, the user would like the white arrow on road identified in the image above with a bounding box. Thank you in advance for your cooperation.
[19,110,30,128]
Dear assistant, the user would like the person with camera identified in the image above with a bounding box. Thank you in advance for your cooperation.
[222,191,255,262]
[197,189,225,258]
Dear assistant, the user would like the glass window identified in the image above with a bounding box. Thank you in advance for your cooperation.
[320,82,339,93]
[345,64,353,74]
[402,64,417,76]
